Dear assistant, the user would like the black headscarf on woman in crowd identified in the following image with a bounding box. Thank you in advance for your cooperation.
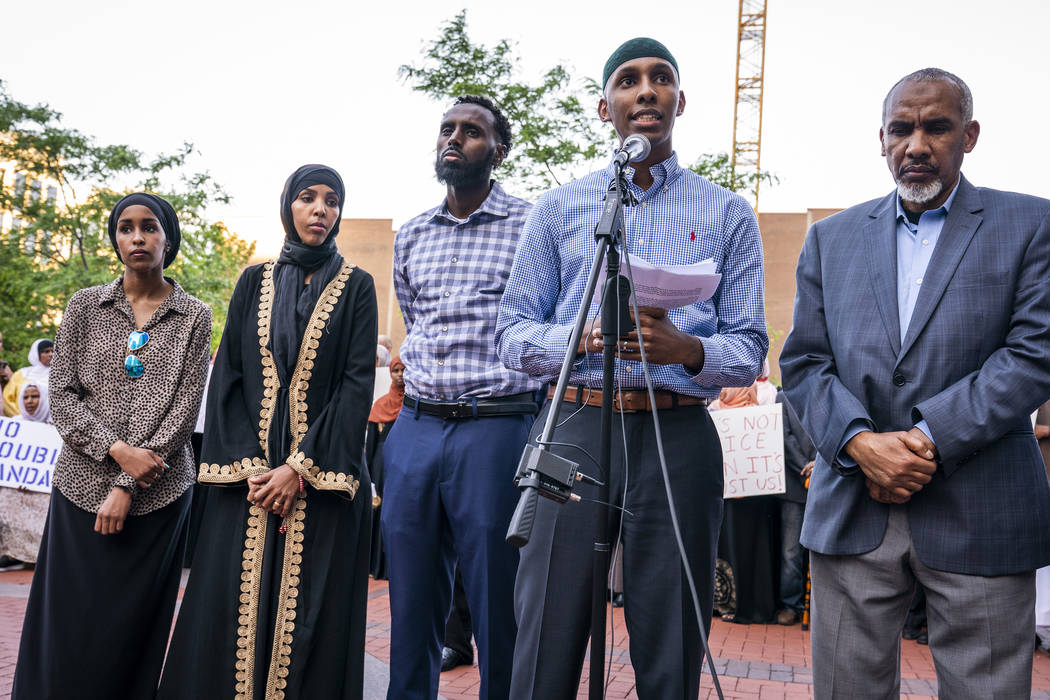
[106,193,181,268]
[268,165,346,465]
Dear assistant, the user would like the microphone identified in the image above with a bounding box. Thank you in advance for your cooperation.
[612,134,651,169]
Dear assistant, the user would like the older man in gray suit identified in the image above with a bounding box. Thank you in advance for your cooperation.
[781,67,1050,699]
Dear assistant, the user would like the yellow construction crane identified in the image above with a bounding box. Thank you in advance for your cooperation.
[731,0,768,210]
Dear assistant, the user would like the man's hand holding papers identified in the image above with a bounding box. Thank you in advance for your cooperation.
[594,255,721,310]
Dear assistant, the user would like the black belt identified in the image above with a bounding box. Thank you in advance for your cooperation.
[404,392,540,419]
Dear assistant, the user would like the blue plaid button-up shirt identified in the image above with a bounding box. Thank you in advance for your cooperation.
[495,153,767,398]
[394,181,542,401]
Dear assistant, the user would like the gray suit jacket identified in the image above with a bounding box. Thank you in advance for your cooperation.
[780,176,1050,575]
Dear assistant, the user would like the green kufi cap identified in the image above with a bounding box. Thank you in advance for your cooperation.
[602,37,679,89]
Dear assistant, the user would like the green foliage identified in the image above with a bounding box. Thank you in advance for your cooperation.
[401,12,779,201]
[0,80,253,361]
[399,10,607,192]
[686,151,778,197]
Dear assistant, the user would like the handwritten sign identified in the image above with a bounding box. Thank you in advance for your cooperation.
[711,404,785,499]
[0,416,62,493]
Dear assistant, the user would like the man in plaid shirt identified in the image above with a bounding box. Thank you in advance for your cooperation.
[381,95,542,700]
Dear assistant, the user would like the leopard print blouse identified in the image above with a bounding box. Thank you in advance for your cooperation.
[50,277,211,515]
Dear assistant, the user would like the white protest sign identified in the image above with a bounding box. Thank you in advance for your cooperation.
[0,416,62,493]
[711,403,785,499]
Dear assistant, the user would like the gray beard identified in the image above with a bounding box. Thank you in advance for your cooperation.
[896,179,943,206]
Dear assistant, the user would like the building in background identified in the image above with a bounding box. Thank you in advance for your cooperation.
[243,209,839,380]
[759,208,839,381]
[0,162,60,243]
[336,218,403,350]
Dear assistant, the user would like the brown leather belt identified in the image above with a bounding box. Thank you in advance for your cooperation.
[548,385,710,413]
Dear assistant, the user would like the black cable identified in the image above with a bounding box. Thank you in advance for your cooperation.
[554,390,594,429]
[576,497,634,517]
[533,439,602,474]
[620,250,725,700]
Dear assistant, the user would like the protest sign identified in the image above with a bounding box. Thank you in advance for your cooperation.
[0,416,62,493]
[711,403,785,499]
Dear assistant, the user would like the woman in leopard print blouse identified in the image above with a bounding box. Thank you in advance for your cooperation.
[12,193,211,700]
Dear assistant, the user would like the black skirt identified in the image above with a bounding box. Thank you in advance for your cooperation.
[717,495,781,624]
[157,481,371,700]
[13,487,191,700]
[365,420,393,580]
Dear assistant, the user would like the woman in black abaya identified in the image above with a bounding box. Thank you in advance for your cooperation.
[159,165,378,700]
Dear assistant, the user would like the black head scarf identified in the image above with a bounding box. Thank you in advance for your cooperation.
[268,165,347,466]
[107,193,181,268]
[271,165,346,381]
[279,165,345,249]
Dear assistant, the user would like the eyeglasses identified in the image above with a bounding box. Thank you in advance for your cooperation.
[125,330,149,379]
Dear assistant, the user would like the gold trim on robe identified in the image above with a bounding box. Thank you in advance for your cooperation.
[281,263,360,499]
[217,260,358,699]
[198,261,278,484]
[264,497,306,699]
[234,504,267,700]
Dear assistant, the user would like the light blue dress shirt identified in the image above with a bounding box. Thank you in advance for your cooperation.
[896,183,959,344]
[495,153,767,398]
[838,181,960,463]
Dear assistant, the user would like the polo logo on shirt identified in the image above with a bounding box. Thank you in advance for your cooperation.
[690,231,696,241]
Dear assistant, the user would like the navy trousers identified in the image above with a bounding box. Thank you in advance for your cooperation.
[382,409,534,700]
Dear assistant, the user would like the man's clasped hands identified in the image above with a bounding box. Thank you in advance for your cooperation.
[845,428,938,504]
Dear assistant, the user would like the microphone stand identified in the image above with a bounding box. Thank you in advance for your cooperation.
[506,162,637,700]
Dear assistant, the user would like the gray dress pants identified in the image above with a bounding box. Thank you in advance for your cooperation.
[810,504,1035,700]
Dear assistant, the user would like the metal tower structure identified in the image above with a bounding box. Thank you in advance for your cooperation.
[731,0,768,210]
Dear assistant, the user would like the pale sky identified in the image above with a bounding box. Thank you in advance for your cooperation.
[3,0,1047,257]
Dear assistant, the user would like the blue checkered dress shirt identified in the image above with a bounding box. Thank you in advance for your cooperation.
[495,153,768,398]
[394,181,543,401]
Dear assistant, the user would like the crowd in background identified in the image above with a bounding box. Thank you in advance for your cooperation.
[0,332,54,570]
[0,333,53,423]
[709,361,814,628]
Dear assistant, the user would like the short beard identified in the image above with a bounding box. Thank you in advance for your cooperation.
[896,179,943,206]
[435,148,494,188]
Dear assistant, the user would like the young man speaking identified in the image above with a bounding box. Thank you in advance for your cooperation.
[496,38,768,699]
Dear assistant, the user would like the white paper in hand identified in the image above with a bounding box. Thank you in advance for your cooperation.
[593,253,722,310]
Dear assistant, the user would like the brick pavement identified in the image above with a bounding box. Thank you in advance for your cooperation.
[3,567,1050,699]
